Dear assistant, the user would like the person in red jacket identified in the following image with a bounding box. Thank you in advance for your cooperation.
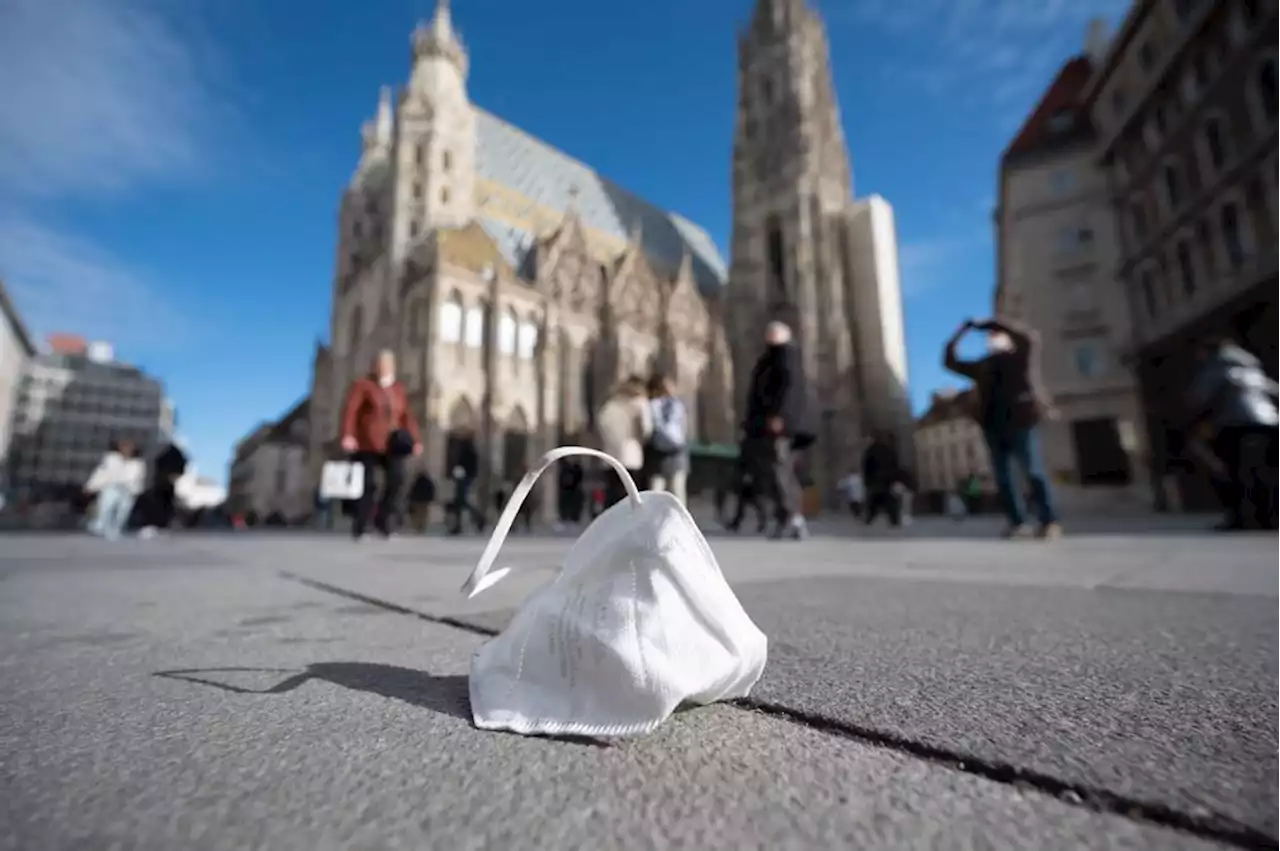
[340,349,422,540]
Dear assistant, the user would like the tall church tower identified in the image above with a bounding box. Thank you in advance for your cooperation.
[392,0,477,264]
[728,0,864,488]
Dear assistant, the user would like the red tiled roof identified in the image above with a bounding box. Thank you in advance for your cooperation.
[916,388,978,428]
[1001,56,1095,162]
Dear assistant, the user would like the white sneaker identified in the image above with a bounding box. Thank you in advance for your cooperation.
[137,527,158,540]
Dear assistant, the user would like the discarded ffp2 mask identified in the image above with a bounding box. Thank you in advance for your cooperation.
[461,446,769,738]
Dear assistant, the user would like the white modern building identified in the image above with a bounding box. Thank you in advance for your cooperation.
[0,280,37,482]
[227,398,311,522]
[6,344,173,500]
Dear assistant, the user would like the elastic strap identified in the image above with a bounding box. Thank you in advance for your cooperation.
[460,446,642,599]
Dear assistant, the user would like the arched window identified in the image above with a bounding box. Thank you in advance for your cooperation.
[442,150,453,172]
[1160,161,1183,212]
[1258,57,1278,123]
[1201,116,1230,172]
[347,305,364,355]
[516,320,538,361]
[463,305,484,348]
[766,214,786,303]
[1174,240,1196,296]
[1220,202,1246,269]
[498,308,517,355]
[438,293,463,344]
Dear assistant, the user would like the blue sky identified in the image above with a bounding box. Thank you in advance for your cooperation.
[0,0,1127,483]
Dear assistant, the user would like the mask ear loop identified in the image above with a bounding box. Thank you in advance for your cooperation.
[460,446,642,598]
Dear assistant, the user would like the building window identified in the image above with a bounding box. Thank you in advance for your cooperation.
[1161,162,1182,211]
[516,321,538,361]
[766,214,787,302]
[1202,118,1229,170]
[438,294,463,344]
[462,306,484,349]
[1073,342,1103,378]
[1131,202,1147,241]
[1138,40,1158,72]
[440,187,450,205]
[409,220,420,238]
[1194,220,1216,273]
[760,78,774,105]
[1140,269,1158,316]
[1046,110,1073,133]
[1068,280,1093,310]
[442,150,452,172]
[415,143,425,166]
[1220,203,1246,268]
[1110,88,1127,117]
[412,182,422,200]
[1057,225,1093,254]
[1259,57,1278,123]
[1175,241,1196,295]
[348,306,364,355]
[1049,168,1075,197]
[497,309,517,355]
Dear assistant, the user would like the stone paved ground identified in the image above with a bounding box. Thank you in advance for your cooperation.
[0,519,1275,851]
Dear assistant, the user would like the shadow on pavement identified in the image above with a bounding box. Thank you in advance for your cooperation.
[154,663,472,720]
[154,664,613,749]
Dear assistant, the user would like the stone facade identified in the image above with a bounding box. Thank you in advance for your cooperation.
[996,34,1149,514]
[727,0,914,501]
[309,1,735,506]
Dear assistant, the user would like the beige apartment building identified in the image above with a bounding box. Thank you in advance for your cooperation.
[913,389,993,499]
[228,399,311,522]
[1083,0,1277,511]
[996,24,1149,514]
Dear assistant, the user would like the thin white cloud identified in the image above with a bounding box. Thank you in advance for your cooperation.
[0,0,233,351]
[898,229,988,297]
[840,0,1129,110]
[0,215,195,352]
[0,0,232,198]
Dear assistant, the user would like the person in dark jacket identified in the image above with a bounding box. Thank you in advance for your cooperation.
[742,320,815,540]
[861,432,902,527]
[555,455,585,530]
[446,429,485,535]
[135,441,188,536]
[724,449,768,533]
[407,470,436,533]
[944,316,1061,539]
[1185,338,1278,531]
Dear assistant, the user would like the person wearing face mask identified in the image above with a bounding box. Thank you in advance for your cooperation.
[340,349,423,540]
[742,321,815,540]
[944,317,1062,540]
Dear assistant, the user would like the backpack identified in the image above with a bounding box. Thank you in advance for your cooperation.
[650,397,687,454]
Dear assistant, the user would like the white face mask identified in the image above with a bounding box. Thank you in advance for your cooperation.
[461,446,769,738]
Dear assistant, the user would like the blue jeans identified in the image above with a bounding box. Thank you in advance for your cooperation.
[983,426,1058,527]
[92,485,137,540]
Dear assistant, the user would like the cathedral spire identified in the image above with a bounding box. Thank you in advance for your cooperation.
[412,0,468,80]
[375,85,393,145]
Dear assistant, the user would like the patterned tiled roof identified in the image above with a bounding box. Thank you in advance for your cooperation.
[473,108,727,295]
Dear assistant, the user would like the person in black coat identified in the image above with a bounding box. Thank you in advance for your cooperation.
[861,431,902,527]
[135,441,188,534]
[742,321,815,540]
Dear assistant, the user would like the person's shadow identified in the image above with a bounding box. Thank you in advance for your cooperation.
[153,663,471,720]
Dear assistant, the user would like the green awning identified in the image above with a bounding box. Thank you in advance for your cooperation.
[688,442,738,459]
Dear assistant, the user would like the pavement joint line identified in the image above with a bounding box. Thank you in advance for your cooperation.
[277,570,1278,851]
[732,699,1279,851]
[278,572,499,638]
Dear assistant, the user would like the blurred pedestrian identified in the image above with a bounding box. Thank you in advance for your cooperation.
[943,317,1061,540]
[339,349,422,540]
[596,375,652,508]
[645,374,689,505]
[85,438,145,541]
[742,321,814,540]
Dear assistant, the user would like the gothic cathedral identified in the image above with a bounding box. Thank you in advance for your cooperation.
[309,0,913,504]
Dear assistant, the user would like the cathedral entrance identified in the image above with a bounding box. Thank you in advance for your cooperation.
[501,407,530,481]
[444,397,477,476]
